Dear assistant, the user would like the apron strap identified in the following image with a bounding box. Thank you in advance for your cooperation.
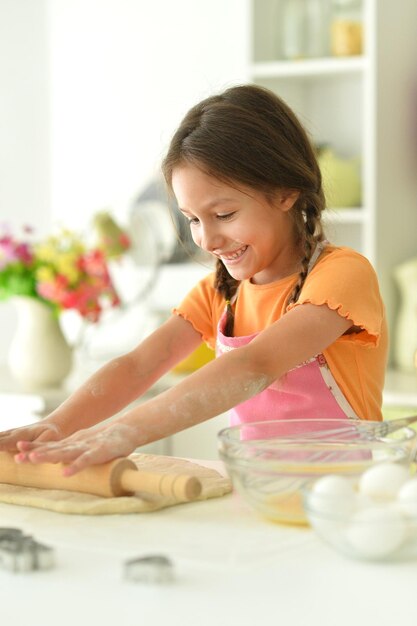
[307,240,328,274]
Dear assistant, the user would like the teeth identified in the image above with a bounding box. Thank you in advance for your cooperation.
[222,246,247,261]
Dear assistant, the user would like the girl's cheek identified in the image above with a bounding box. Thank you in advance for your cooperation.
[190,231,202,248]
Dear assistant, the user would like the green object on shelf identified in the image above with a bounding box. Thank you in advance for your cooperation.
[318,147,362,208]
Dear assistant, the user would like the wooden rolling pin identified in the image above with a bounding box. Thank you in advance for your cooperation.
[0,452,202,501]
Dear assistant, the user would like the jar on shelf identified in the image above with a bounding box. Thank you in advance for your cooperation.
[281,0,307,60]
[305,0,332,58]
[281,0,331,60]
[317,146,362,208]
[330,0,363,57]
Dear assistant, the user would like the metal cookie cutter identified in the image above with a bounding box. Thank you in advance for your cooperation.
[0,527,55,573]
[124,555,174,584]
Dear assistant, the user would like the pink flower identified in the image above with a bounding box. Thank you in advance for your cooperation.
[0,236,14,268]
[14,242,33,265]
[80,250,108,276]
[0,236,33,268]
[36,274,68,302]
[119,233,131,249]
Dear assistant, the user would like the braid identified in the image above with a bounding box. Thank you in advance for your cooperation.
[214,259,239,336]
[287,194,325,307]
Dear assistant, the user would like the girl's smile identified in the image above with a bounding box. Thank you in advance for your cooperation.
[218,244,248,264]
[172,163,301,284]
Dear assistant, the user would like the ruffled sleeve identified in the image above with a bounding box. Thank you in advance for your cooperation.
[172,271,223,348]
[287,248,384,348]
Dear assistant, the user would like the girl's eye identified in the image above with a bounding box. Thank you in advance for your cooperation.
[217,212,235,221]
[185,212,235,225]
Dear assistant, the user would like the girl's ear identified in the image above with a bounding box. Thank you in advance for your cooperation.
[279,189,300,212]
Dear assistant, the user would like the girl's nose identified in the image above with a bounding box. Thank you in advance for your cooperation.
[198,224,222,252]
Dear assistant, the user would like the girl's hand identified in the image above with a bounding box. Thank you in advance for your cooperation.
[0,422,63,452]
[15,422,139,476]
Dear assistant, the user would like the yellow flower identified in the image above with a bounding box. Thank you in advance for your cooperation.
[60,230,85,255]
[35,242,59,263]
[56,252,81,284]
[35,266,56,283]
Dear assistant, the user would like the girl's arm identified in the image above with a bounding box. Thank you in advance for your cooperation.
[0,315,202,450]
[17,303,353,473]
[117,302,353,441]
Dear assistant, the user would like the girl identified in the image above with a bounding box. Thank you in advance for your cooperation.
[0,85,388,475]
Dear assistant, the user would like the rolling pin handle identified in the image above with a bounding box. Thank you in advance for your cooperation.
[119,469,202,501]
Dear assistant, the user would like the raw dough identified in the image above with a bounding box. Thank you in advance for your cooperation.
[0,453,232,515]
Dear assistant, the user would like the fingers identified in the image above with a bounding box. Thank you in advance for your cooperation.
[16,440,87,465]
[15,436,115,476]
[13,422,138,476]
[35,424,62,442]
[0,423,61,452]
[0,428,21,449]
[61,449,115,477]
[0,426,40,451]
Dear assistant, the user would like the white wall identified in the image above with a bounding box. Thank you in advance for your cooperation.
[0,0,248,364]
[48,0,248,225]
[0,0,50,360]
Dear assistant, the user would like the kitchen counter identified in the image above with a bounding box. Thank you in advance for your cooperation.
[0,460,415,626]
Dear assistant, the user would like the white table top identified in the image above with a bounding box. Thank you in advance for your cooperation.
[0,460,415,626]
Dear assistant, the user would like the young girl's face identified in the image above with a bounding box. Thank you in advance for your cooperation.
[172,163,300,285]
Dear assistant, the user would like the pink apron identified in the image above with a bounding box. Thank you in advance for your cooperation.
[215,244,360,432]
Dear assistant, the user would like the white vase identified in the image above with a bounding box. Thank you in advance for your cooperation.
[8,296,73,390]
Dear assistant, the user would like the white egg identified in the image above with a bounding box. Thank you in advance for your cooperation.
[358,462,409,500]
[397,477,417,517]
[313,475,355,496]
[308,475,356,517]
[346,506,406,559]
[308,511,342,539]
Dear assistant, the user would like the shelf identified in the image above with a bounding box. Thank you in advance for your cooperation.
[323,208,368,224]
[250,56,367,80]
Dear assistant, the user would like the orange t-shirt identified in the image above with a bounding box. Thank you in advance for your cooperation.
[173,246,388,421]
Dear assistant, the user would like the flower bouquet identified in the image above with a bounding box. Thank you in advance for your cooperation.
[0,221,130,389]
[0,224,124,322]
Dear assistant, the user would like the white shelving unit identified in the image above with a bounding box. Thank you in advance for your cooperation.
[249,2,372,256]
[251,55,368,79]
[248,0,417,408]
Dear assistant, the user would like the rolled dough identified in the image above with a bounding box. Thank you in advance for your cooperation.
[0,453,232,515]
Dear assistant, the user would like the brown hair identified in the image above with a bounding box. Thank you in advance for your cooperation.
[162,84,325,336]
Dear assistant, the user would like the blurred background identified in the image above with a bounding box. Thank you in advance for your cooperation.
[0,0,247,355]
[1,0,417,456]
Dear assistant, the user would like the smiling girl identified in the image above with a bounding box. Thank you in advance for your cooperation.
[0,85,388,474]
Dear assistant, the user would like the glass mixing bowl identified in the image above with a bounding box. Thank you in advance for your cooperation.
[218,419,417,525]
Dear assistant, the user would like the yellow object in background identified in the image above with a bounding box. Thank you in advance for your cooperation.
[318,147,361,208]
[173,343,215,374]
[331,19,363,56]
[330,0,363,57]
[92,211,131,258]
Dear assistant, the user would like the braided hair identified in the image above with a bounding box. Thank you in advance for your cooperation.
[162,84,326,336]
